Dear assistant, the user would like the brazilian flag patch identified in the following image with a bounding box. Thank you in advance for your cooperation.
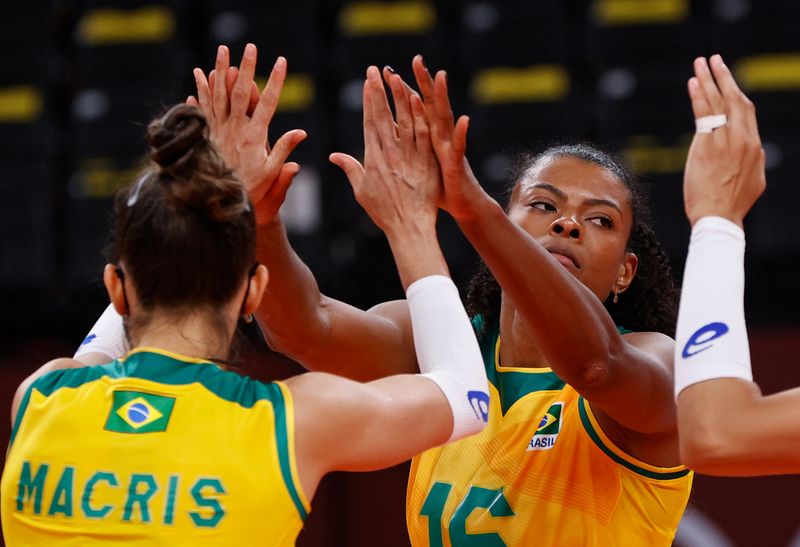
[105,390,175,434]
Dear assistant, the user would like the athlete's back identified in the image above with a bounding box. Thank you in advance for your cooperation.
[2,348,308,546]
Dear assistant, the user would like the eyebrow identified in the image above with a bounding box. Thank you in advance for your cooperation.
[527,182,622,214]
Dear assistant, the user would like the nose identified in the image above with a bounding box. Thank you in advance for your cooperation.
[550,216,582,240]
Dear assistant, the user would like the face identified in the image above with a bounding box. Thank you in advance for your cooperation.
[506,155,638,302]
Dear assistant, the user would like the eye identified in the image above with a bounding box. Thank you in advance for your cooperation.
[529,200,556,212]
[588,216,613,229]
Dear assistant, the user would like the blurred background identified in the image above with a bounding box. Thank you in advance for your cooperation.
[1,0,799,545]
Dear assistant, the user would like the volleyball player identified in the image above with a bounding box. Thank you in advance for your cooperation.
[674,55,796,477]
[1,100,489,544]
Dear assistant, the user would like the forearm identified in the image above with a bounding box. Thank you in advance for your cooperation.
[456,194,621,380]
[384,223,449,290]
[256,218,419,380]
[254,218,329,357]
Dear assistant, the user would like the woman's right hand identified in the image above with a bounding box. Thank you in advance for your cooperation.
[330,66,441,237]
[683,54,766,227]
[410,56,491,222]
[189,44,307,224]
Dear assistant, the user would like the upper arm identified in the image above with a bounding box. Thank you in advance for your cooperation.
[582,331,677,435]
[679,379,800,476]
[263,299,419,381]
[285,371,452,497]
[10,358,85,427]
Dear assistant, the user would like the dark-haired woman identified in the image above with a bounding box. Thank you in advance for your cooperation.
[1,100,489,544]
[79,45,692,544]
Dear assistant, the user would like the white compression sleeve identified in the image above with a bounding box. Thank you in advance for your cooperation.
[674,217,753,398]
[406,275,489,442]
[73,304,129,362]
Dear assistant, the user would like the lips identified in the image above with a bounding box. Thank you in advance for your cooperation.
[546,246,580,269]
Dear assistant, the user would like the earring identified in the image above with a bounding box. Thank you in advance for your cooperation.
[613,288,620,304]
[242,313,254,324]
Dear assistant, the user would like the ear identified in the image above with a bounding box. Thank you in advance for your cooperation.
[615,252,638,294]
[242,264,269,316]
[103,264,129,316]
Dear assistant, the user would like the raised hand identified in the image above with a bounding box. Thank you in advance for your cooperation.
[330,65,440,236]
[410,55,488,221]
[683,54,766,227]
[189,44,307,224]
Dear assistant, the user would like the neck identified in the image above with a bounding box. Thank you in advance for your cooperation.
[498,295,548,368]
[128,309,234,363]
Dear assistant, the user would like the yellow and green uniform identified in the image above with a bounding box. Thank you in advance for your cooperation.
[1,347,309,546]
[406,317,691,546]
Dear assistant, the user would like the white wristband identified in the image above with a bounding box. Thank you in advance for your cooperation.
[674,217,753,398]
[74,304,129,362]
[406,275,489,442]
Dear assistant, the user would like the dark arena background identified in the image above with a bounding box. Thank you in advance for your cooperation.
[2,1,800,545]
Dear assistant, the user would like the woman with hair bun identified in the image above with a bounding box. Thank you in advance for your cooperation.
[0,100,489,545]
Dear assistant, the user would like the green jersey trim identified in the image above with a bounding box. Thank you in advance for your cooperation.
[265,382,308,521]
[578,396,691,480]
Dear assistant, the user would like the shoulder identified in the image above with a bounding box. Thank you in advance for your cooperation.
[11,357,91,426]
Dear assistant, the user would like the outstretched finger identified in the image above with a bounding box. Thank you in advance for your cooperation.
[213,45,231,123]
[366,66,398,148]
[251,56,288,140]
[362,81,382,166]
[385,70,414,150]
[329,153,366,188]
[709,54,759,138]
[432,70,456,143]
[253,162,300,224]
[193,68,214,121]
[412,54,436,126]
[231,43,258,119]
[452,115,470,160]
[268,129,308,172]
[410,94,431,156]
[693,57,725,116]
[687,77,712,120]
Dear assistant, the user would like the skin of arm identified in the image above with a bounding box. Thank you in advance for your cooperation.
[677,55,771,473]
[408,58,677,436]
[287,67,468,499]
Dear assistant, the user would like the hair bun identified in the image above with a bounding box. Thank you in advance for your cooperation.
[147,104,207,172]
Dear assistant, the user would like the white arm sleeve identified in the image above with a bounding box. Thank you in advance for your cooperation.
[406,275,489,442]
[674,216,753,398]
[73,304,129,362]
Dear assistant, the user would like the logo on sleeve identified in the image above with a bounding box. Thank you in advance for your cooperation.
[682,322,730,359]
[468,391,490,422]
[527,402,564,451]
[105,391,175,434]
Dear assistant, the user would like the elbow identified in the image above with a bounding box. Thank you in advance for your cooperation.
[678,416,737,474]
[569,359,612,391]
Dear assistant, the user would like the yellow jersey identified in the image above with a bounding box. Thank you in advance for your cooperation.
[406,317,691,546]
[2,347,310,546]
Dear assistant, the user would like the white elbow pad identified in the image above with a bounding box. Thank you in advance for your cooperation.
[674,217,753,398]
[406,275,490,442]
[74,304,129,362]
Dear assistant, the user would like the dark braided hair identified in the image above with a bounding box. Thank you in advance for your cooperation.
[466,143,679,337]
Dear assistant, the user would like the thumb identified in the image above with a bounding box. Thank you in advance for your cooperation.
[254,162,300,224]
[329,152,365,187]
